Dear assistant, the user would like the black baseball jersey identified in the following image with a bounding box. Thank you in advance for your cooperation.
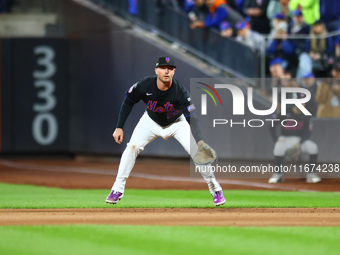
[270,106,312,142]
[116,76,203,141]
[125,76,196,127]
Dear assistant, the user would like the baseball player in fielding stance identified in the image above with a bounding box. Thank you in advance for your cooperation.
[268,102,321,184]
[106,56,226,206]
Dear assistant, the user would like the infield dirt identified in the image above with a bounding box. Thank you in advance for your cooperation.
[1,208,340,226]
[1,158,339,227]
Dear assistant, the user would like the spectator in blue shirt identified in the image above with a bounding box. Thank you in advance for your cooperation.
[319,0,340,32]
[267,30,295,56]
[266,17,296,70]
[336,28,340,57]
[190,0,229,29]
[190,0,243,29]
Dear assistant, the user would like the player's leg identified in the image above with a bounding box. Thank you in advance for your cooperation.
[269,137,286,183]
[301,140,321,183]
[169,115,225,206]
[107,113,158,204]
[112,113,158,192]
[301,139,318,162]
[269,136,300,183]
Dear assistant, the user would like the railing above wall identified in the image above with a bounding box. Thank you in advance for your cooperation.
[10,0,59,13]
[89,0,261,79]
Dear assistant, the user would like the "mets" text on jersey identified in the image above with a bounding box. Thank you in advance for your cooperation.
[147,101,175,113]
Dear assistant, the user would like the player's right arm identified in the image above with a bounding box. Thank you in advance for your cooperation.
[113,98,135,144]
[113,81,143,144]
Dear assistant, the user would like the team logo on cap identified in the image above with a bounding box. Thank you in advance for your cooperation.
[165,57,170,63]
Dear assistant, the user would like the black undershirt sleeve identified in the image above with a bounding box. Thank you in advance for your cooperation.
[185,113,203,143]
[178,86,203,143]
[116,96,135,129]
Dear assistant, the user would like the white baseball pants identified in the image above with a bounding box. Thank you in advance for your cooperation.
[273,136,318,156]
[112,112,222,195]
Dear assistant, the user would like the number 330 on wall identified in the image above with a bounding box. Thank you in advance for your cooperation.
[32,45,58,146]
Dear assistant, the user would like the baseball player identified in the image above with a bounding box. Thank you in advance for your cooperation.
[268,101,321,184]
[106,56,226,206]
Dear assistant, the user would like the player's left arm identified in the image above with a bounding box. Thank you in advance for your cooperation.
[179,91,203,144]
[186,112,204,146]
[179,88,218,163]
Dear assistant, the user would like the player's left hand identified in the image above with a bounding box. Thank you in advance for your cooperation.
[193,142,217,165]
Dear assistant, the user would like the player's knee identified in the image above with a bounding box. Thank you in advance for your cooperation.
[273,145,285,156]
[301,140,318,155]
[306,143,318,154]
[126,143,144,155]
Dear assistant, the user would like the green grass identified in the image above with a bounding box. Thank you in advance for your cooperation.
[1,183,340,255]
[0,225,339,255]
[0,183,339,208]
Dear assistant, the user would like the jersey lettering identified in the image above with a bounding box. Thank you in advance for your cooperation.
[166,110,180,119]
[147,101,175,113]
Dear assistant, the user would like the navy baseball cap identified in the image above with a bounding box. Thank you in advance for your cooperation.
[269,57,284,67]
[220,21,231,31]
[301,72,314,78]
[293,9,302,17]
[236,21,247,30]
[274,13,285,20]
[155,56,176,68]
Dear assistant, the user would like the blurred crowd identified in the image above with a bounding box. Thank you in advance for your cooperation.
[127,0,340,118]
[183,0,340,78]
[157,0,340,118]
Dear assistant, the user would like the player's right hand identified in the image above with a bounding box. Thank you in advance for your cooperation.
[113,128,123,144]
